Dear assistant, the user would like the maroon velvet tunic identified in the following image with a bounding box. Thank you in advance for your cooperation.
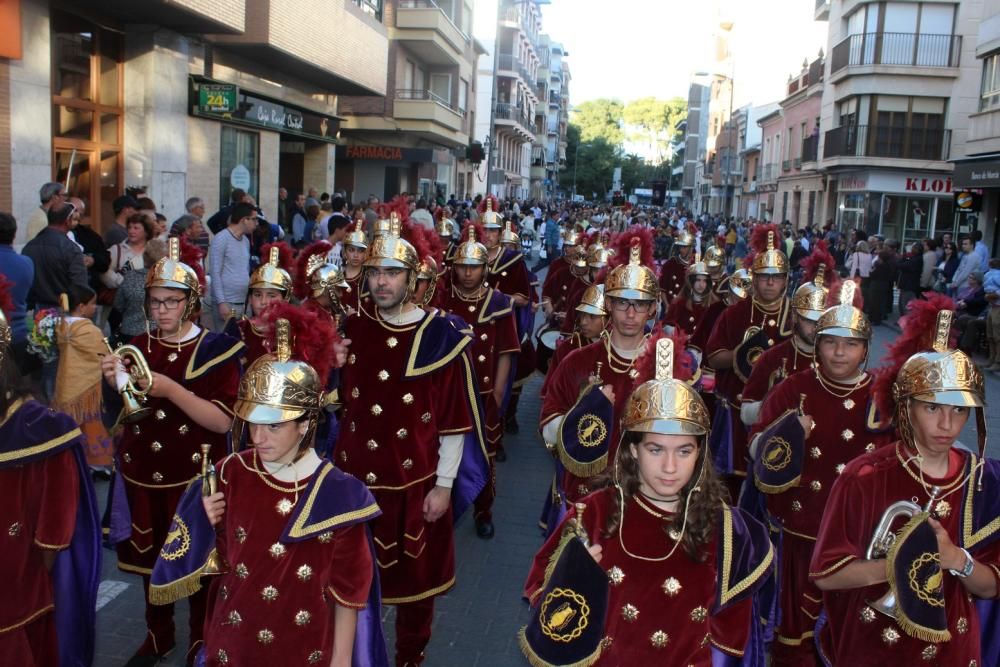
[751,368,894,656]
[658,256,690,304]
[203,450,375,667]
[524,489,758,665]
[340,270,367,315]
[559,278,592,333]
[117,330,242,575]
[336,310,475,603]
[487,248,532,303]
[741,338,814,405]
[541,258,574,312]
[235,318,272,367]
[540,339,637,503]
[539,332,588,401]
[664,296,710,336]
[811,443,1000,666]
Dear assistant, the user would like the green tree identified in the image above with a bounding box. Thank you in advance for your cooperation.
[573,98,625,147]
[622,96,687,164]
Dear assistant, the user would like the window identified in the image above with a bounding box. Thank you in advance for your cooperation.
[219,127,259,209]
[430,73,451,106]
[981,53,1000,111]
[461,2,472,35]
[353,0,382,22]
[458,78,468,113]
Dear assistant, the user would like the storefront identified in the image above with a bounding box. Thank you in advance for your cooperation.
[335,144,456,203]
[189,76,342,208]
[953,155,1000,256]
[833,170,960,248]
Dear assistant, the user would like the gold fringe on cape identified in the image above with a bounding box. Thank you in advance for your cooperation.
[885,512,953,644]
[147,548,222,606]
[517,627,603,667]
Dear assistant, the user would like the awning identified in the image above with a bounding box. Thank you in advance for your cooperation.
[952,153,1000,188]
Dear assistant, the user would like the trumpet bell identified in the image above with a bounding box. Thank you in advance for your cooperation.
[120,393,154,423]
[868,590,898,620]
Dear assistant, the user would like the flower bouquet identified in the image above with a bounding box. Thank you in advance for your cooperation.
[28,308,61,362]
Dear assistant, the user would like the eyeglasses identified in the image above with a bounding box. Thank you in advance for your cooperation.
[608,297,653,313]
[149,297,187,311]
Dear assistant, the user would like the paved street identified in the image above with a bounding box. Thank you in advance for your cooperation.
[91,294,1000,666]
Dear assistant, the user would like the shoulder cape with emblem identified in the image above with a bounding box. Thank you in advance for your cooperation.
[403,310,490,520]
[1,399,102,667]
[557,376,614,478]
[470,287,513,326]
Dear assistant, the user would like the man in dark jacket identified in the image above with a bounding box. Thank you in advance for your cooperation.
[955,271,989,352]
[206,188,247,234]
[895,241,923,315]
[22,204,89,310]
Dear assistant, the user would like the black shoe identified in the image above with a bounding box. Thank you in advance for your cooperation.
[505,417,520,434]
[495,449,507,463]
[475,519,495,539]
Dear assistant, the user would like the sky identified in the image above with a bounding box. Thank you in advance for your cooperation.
[474,0,830,110]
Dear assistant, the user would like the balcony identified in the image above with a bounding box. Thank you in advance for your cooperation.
[496,53,535,90]
[760,164,778,183]
[394,0,469,66]
[494,102,534,140]
[815,0,829,20]
[823,125,951,162]
[801,134,818,163]
[830,32,961,78]
[73,0,245,33]
[499,5,539,52]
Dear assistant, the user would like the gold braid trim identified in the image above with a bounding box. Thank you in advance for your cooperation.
[517,626,603,667]
[147,548,221,606]
[556,383,610,478]
[885,512,952,643]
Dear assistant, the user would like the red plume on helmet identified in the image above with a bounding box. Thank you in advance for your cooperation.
[629,324,696,392]
[294,240,333,300]
[0,272,14,319]
[799,240,834,284]
[608,225,654,270]
[260,241,296,278]
[460,220,487,243]
[178,237,206,290]
[408,221,444,267]
[379,195,412,224]
[258,301,341,384]
[745,223,781,268]
[871,292,957,419]
[477,194,500,214]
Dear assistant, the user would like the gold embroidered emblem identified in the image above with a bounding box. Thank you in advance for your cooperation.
[366,439,378,451]
[235,527,247,544]
[235,562,249,579]
[217,649,229,663]
[269,543,286,559]
[809,447,821,459]
[297,565,313,581]
[191,452,200,464]
[761,436,792,472]
[167,352,178,362]
[402,459,414,470]
[628,369,639,379]
[690,606,708,623]
[791,500,803,512]
[668,529,682,541]
[421,412,432,423]
[351,387,359,399]
[921,645,938,661]
[599,636,613,650]
[295,610,312,626]
[608,566,625,586]
[621,603,639,622]
[881,627,900,645]
[836,463,846,475]
[152,472,164,483]
[934,500,952,519]
[767,318,776,327]
[308,650,324,664]
[841,429,854,441]
[403,393,414,404]
[397,428,408,439]
[843,398,855,410]
[907,552,944,606]
[155,410,166,420]
[577,414,608,449]
[810,480,822,492]
[371,404,383,416]
[662,577,682,596]
[350,421,356,432]
[480,333,488,341]
[8,522,22,536]
[318,531,333,543]
[539,588,591,641]
[650,630,669,648]
[151,441,162,453]
[387,337,398,348]
[257,628,274,644]
[468,305,476,313]
[865,442,876,453]
[276,498,293,516]
[225,610,242,626]
[365,472,377,484]
[132,424,141,435]
[123,453,132,463]
[178,424,190,435]
[348,354,356,365]
[377,370,389,381]
[261,586,278,602]
[859,606,876,623]
[957,616,969,634]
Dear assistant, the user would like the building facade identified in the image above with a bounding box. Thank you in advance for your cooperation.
[528,35,568,202]
[4,0,390,244]
[774,57,826,229]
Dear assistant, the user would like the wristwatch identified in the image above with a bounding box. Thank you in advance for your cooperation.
[948,548,975,578]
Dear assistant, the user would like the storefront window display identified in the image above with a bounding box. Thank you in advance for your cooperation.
[219,127,259,208]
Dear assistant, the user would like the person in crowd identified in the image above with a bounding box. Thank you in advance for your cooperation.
[935,240,959,289]
[112,240,166,346]
[950,235,980,296]
[25,182,67,241]
[410,198,434,230]
[100,213,154,294]
[920,238,939,292]
[866,246,894,325]
[104,195,139,247]
[846,239,872,282]
[169,214,204,245]
[209,201,256,332]
[53,284,112,474]
[363,195,380,237]
[973,228,990,272]
[0,213,35,374]
[896,241,923,315]
[206,188,247,235]
[953,271,989,353]
[986,257,1000,371]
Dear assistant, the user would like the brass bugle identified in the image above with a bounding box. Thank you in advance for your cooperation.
[104,337,155,423]
[200,443,217,497]
[562,502,590,547]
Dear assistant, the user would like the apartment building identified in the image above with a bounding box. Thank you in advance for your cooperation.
[681,73,713,211]
[816,0,980,250]
[773,57,826,229]
[338,0,485,203]
[528,35,568,202]
[2,0,389,243]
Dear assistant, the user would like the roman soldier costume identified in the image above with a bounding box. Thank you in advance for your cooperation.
[559,234,612,334]
[658,224,695,303]
[105,238,243,664]
[342,223,369,315]
[811,296,1000,665]
[540,228,583,317]
[229,242,294,366]
[663,252,715,336]
[295,240,351,325]
[335,219,488,666]
[541,284,608,402]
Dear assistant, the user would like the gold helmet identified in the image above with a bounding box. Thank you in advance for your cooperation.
[686,251,710,279]
[674,227,695,247]
[480,197,502,230]
[750,229,789,275]
[345,223,368,250]
[815,280,871,340]
[415,255,440,307]
[704,245,725,271]
[364,216,419,270]
[308,262,349,301]
[147,237,200,294]
[500,220,520,246]
[569,240,589,268]
[562,228,580,248]
[234,319,325,423]
[452,226,489,266]
[437,216,454,238]
[895,309,984,410]
[249,246,293,296]
[372,215,393,239]
[726,268,752,300]
[575,284,608,316]
[790,264,829,322]
[605,240,658,301]
[623,338,710,436]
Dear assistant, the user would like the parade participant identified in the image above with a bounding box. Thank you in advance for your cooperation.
[559,232,612,334]
[341,221,368,315]
[524,337,774,665]
[100,237,242,666]
[689,267,751,358]
[541,284,608,401]
[540,227,583,322]
[228,242,294,366]
[439,227,520,538]
[336,218,489,667]
[407,224,445,309]
[295,240,351,325]
[0,275,101,667]
[664,251,716,336]
[150,307,388,667]
[745,281,892,665]
[541,227,658,505]
[705,244,727,298]
[705,225,792,487]
[740,242,834,427]
[437,215,457,266]
[658,223,696,304]
[811,295,1000,665]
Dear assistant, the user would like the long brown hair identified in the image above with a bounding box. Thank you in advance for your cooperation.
[600,430,729,562]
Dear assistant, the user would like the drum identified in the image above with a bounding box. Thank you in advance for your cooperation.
[535,324,564,374]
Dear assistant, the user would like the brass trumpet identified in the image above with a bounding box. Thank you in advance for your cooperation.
[200,443,217,497]
[865,485,941,618]
[104,338,155,423]
[562,502,590,547]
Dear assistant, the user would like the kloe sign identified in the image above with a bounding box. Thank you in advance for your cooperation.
[904,177,952,194]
